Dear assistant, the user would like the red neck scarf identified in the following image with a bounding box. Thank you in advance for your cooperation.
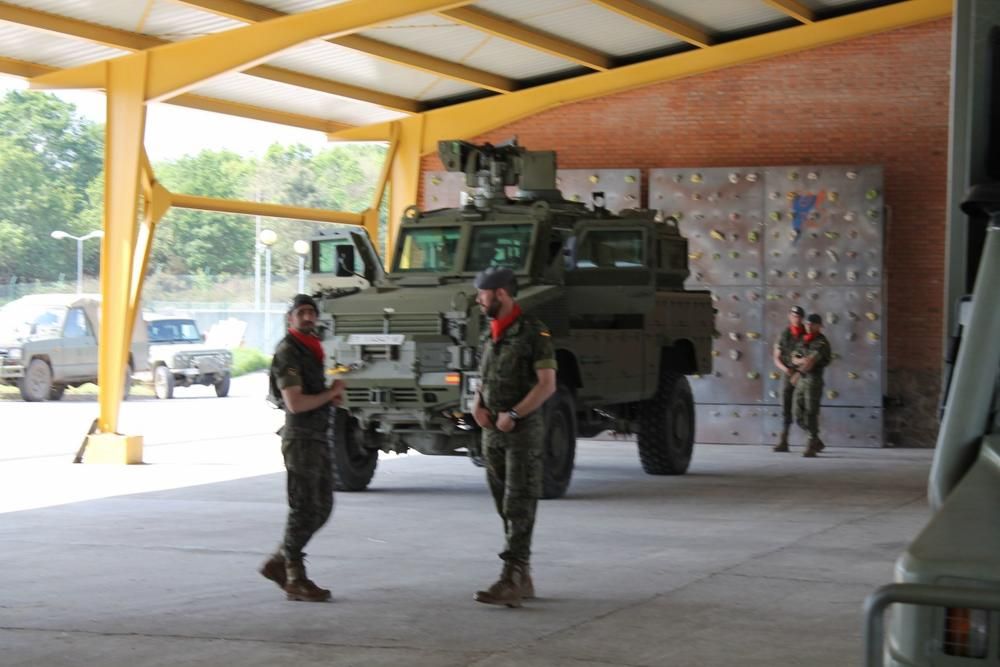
[490,303,522,342]
[804,332,817,343]
[790,325,804,338]
[289,328,324,363]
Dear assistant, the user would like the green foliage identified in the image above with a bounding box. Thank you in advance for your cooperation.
[232,347,271,377]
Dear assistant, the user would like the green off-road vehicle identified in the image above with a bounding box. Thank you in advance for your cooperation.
[309,139,714,498]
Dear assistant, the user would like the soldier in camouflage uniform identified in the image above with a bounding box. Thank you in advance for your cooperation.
[772,305,806,452]
[259,294,344,602]
[471,267,557,608]
[791,313,832,458]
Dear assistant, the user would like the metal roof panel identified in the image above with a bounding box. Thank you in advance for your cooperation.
[141,2,246,41]
[192,72,407,126]
[0,0,150,33]
[641,0,787,36]
[0,23,127,68]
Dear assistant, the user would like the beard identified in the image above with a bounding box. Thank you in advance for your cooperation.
[484,300,501,319]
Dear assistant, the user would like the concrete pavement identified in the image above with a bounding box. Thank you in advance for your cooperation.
[0,376,933,666]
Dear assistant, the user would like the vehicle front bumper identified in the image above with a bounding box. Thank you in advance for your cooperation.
[0,364,25,380]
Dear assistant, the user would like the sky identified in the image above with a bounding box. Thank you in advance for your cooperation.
[1,74,333,162]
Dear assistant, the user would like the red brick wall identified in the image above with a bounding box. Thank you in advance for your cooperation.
[422,19,952,376]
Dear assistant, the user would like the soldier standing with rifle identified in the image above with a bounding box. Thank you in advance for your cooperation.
[792,313,832,458]
[471,267,557,608]
[773,305,806,452]
[259,294,344,602]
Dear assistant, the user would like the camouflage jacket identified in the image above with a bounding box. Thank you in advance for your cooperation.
[792,333,832,378]
[271,332,329,433]
[478,313,558,417]
[775,327,805,367]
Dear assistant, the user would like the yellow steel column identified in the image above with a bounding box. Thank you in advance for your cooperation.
[363,122,401,258]
[387,116,424,258]
[85,54,149,464]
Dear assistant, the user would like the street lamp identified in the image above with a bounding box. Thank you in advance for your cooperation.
[259,229,277,347]
[293,239,310,294]
[51,229,104,294]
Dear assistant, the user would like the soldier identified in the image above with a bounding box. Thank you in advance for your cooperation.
[471,267,557,608]
[791,313,832,458]
[772,305,806,452]
[259,294,344,602]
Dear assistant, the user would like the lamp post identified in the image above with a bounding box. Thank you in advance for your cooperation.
[259,229,277,348]
[293,239,310,294]
[51,229,104,294]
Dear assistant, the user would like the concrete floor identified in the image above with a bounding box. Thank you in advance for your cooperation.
[0,433,932,667]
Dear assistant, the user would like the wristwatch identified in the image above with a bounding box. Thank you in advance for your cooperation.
[507,408,521,422]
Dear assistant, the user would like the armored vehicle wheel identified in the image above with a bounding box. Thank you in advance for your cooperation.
[542,385,577,499]
[637,369,694,475]
[154,365,174,399]
[49,384,67,401]
[331,407,378,491]
[20,359,53,402]
[214,373,231,397]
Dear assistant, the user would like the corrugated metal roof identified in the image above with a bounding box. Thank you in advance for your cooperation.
[0,0,943,133]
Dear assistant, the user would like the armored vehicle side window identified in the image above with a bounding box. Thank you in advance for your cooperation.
[575,230,645,269]
[395,227,461,272]
[63,308,93,339]
[315,238,364,275]
[465,224,533,271]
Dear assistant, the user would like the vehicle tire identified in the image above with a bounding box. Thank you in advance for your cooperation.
[19,359,52,402]
[637,368,695,475]
[330,407,378,491]
[154,365,174,400]
[541,385,576,499]
[49,384,67,401]
[214,373,231,398]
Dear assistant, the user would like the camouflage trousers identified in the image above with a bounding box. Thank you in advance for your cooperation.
[793,375,824,439]
[482,416,544,563]
[280,430,334,561]
[780,374,796,427]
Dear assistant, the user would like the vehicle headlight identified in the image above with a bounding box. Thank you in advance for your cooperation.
[7,348,22,361]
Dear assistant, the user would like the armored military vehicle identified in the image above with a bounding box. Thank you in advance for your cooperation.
[308,139,714,498]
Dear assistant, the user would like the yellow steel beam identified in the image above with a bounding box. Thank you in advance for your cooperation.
[174,0,516,93]
[334,0,951,154]
[363,122,402,252]
[4,1,419,112]
[763,0,815,24]
[588,0,713,47]
[0,57,351,133]
[98,53,148,440]
[170,193,366,226]
[439,6,612,70]
[387,116,424,257]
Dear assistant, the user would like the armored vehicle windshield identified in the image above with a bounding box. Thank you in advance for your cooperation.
[394,226,461,272]
[465,224,534,271]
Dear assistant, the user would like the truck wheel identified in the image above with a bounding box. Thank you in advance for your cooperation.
[214,373,231,397]
[330,407,378,491]
[637,369,694,475]
[49,384,67,401]
[20,359,52,402]
[154,365,174,399]
[542,385,576,499]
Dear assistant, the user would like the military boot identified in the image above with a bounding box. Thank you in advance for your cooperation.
[474,559,527,608]
[284,559,331,602]
[803,437,823,458]
[773,429,790,453]
[259,552,286,589]
[521,564,536,600]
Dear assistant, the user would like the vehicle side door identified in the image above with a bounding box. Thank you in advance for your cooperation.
[61,307,98,381]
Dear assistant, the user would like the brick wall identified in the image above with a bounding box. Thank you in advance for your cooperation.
[421,19,952,445]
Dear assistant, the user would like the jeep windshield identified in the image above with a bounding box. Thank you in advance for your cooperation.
[465,224,534,272]
[0,303,66,341]
[394,226,462,273]
[148,319,202,343]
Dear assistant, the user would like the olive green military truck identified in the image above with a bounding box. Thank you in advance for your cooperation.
[308,139,713,498]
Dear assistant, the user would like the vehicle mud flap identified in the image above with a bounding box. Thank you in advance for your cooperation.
[637,369,694,475]
[541,385,577,499]
[329,407,378,491]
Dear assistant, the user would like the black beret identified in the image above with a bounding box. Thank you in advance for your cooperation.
[789,306,805,316]
[806,313,823,324]
[289,293,318,313]
[474,266,517,292]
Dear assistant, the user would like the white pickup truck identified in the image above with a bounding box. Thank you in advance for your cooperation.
[146,316,232,399]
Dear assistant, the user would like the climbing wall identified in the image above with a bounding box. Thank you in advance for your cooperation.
[649,166,885,447]
[423,169,641,213]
